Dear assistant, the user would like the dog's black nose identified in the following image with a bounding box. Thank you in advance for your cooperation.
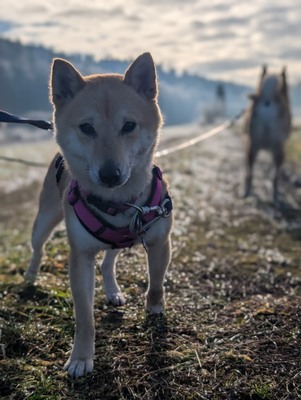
[99,162,121,187]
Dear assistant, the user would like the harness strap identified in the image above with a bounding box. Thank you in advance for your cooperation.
[55,154,65,184]
[67,166,172,249]
[141,166,163,223]
[54,153,164,217]
[68,180,136,248]
[86,195,132,216]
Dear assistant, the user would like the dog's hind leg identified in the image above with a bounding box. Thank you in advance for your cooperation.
[244,140,258,197]
[145,235,171,314]
[272,144,284,202]
[100,249,125,306]
[25,167,63,281]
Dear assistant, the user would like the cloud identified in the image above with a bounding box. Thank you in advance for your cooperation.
[0,0,300,85]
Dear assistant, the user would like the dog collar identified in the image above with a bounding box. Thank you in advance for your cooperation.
[67,166,172,249]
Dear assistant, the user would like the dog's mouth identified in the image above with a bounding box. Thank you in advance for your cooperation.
[99,179,127,189]
[97,169,130,189]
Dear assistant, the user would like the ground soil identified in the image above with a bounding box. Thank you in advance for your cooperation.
[0,122,301,399]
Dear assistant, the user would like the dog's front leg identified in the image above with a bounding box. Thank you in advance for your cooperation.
[272,145,284,202]
[244,141,257,198]
[145,235,171,314]
[64,249,96,378]
[100,249,125,306]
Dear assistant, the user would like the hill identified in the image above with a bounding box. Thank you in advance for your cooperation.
[0,38,250,126]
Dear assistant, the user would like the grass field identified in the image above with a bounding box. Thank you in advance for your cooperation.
[1,124,301,399]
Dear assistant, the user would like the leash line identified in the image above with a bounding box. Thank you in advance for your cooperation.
[0,109,245,167]
[0,155,48,167]
[0,110,53,130]
[156,120,230,158]
[155,109,244,158]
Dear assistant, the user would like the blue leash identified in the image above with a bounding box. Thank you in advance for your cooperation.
[0,110,53,130]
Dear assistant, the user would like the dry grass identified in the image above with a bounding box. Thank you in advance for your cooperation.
[1,125,301,399]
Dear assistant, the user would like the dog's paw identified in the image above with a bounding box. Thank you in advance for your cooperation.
[146,302,165,315]
[24,270,37,282]
[147,304,165,314]
[242,189,251,198]
[64,358,93,378]
[146,289,165,314]
[107,292,126,307]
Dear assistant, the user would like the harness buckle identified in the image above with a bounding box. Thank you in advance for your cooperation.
[155,198,172,218]
[127,196,172,235]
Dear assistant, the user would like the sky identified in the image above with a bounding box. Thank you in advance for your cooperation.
[0,0,300,86]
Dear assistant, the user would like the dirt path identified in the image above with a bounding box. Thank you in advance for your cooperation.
[1,121,301,304]
[1,123,301,399]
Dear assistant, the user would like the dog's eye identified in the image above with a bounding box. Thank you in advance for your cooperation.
[79,123,96,137]
[121,121,136,135]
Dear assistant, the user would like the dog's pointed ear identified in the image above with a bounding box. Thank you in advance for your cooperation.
[124,53,158,100]
[256,64,267,92]
[281,66,288,97]
[50,58,85,107]
[248,93,259,102]
[258,64,267,86]
[261,64,267,78]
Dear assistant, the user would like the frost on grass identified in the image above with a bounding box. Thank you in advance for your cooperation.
[1,126,301,399]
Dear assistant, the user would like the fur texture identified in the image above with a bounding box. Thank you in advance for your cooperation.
[243,65,291,200]
[25,53,173,378]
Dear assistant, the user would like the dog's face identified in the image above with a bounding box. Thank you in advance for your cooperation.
[249,66,289,106]
[50,53,162,192]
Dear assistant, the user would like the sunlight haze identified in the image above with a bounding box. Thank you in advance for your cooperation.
[0,0,300,86]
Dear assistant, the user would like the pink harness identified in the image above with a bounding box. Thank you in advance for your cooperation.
[66,165,172,249]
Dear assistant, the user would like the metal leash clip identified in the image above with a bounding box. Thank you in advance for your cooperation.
[127,200,171,236]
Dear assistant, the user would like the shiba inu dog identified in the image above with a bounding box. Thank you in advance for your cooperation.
[243,65,291,201]
[24,53,173,378]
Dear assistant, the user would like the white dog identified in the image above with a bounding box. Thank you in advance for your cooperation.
[243,65,291,201]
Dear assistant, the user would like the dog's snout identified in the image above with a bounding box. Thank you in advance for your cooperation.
[99,162,121,187]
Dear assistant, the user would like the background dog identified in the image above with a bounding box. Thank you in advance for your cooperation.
[243,65,291,201]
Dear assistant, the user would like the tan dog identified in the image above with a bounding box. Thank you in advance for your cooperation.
[243,65,291,201]
[24,53,173,378]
